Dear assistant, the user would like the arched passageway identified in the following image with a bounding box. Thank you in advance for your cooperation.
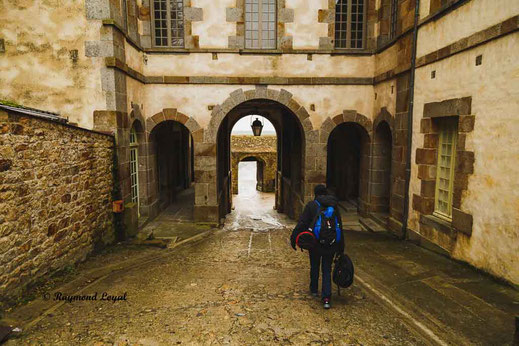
[216,99,305,222]
[326,123,370,214]
[371,121,393,217]
[233,156,275,194]
[149,120,194,220]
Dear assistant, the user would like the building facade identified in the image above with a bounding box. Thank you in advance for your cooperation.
[0,0,518,285]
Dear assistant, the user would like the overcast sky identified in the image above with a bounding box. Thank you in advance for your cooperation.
[231,116,276,135]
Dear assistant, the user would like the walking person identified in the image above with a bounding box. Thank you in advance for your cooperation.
[290,184,344,309]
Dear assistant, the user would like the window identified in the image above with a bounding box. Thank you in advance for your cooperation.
[390,0,398,39]
[152,0,184,47]
[434,118,458,220]
[335,0,365,49]
[122,0,128,31]
[130,128,140,213]
[245,0,277,49]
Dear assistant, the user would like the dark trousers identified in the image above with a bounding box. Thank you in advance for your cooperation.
[309,250,334,299]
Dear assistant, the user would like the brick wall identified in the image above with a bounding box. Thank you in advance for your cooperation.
[0,109,115,306]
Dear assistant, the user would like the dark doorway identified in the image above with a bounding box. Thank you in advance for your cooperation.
[326,123,370,213]
[372,121,392,215]
[150,120,194,218]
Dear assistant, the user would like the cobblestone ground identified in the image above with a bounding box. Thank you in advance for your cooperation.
[4,163,427,345]
[7,226,427,345]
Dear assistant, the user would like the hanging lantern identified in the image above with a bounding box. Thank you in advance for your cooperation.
[251,116,264,136]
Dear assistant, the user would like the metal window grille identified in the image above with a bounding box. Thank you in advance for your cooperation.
[129,128,140,209]
[153,0,184,47]
[245,0,277,49]
[335,0,365,49]
[434,119,458,220]
[390,0,398,39]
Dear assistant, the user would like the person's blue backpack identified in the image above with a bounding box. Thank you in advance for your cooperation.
[311,200,341,247]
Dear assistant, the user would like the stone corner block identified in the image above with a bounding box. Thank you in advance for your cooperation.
[280,36,293,51]
[319,37,334,50]
[318,9,335,23]
[228,36,245,49]
[279,8,294,23]
[226,7,243,22]
[184,7,203,21]
[86,0,110,20]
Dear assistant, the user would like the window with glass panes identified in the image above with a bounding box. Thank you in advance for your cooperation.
[390,0,398,39]
[245,0,277,49]
[153,0,184,47]
[129,128,140,210]
[335,0,365,49]
[434,118,458,220]
[122,0,128,31]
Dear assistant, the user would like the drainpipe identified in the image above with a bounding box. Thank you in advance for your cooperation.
[401,0,420,239]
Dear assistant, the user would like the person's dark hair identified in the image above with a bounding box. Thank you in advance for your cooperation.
[314,184,327,197]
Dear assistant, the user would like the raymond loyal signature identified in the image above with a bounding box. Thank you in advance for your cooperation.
[43,292,128,303]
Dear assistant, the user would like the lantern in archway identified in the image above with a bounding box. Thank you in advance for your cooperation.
[251,117,264,136]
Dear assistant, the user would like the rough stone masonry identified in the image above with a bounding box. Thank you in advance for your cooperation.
[0,108,114,307]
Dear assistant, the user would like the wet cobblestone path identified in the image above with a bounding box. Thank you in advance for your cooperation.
[5,163,517,345]
[7,228,426,345]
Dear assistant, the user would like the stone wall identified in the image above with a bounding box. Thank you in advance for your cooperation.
[231,135,277,194]
[0,108,115,305]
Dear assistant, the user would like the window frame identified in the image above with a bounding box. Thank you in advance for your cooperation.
[334,0,367,50]
[390,0,398,39]
[129,127,140,214]
[121,0,128,32]
[245,0,278,50]
[151,0,185,48]
[433,118,458,221]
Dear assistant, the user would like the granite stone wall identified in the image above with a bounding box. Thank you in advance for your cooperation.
[0,108,115,305]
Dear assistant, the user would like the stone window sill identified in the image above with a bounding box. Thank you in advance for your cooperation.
[420,214,456,238]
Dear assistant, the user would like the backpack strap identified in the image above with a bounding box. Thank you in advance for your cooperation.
[310,200,323,239]
[334,214,341,242]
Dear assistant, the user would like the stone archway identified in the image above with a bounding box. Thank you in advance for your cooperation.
[144,109,202,219]
[232,153,276,195]
[373,107,394,132]
[195,86,319,223]
[320,110,373,215]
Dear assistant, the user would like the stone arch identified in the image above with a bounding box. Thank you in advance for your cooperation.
[146,108,203,142]
[232,153,276,195]
[144,109,202,219]
[129,103,146,131]
[204,87,315,144]
[319,110,373,215]
[373,107,394,132]
[321,110,373,142]
[195,86,319,223]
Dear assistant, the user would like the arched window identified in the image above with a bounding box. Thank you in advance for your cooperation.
[152,0,184,47]
[335,0,366,49]
[129,127,140,212]
[245,0,277,49]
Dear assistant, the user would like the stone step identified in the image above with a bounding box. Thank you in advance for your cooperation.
[359,217,387,233]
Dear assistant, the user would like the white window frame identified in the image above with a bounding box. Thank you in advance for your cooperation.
[245,0,277,49]
[151,0,185,48]
[334,0,367,49]
[130,128,140,216]
[434,118,458,221]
